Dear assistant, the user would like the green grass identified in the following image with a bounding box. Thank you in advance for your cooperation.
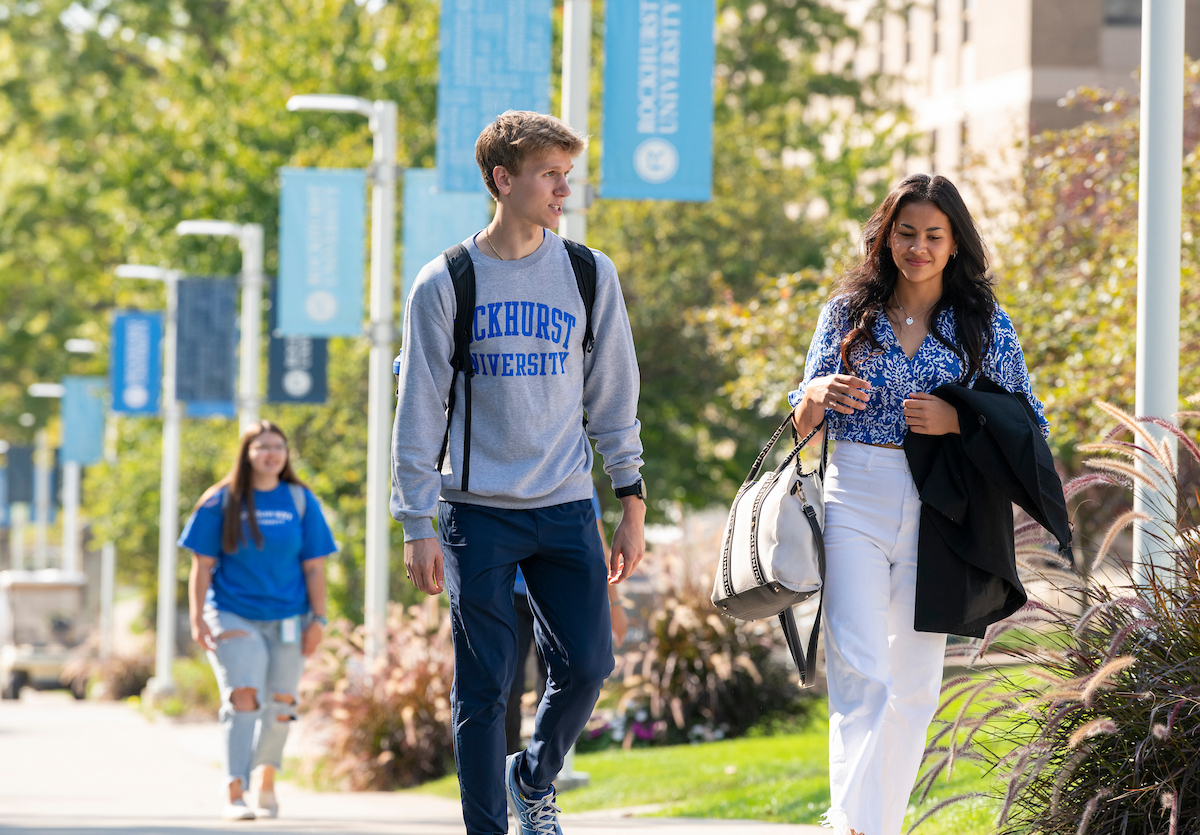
[411,697,1007,834]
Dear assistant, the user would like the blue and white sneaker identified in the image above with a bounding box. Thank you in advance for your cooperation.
[504,753,563,835]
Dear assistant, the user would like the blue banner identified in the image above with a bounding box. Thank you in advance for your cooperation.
[601,0,715,201]
[6,446,32,504]
[402,169,493,305]
[277,167,367,337]
[110,311,162,414]
[268,278,327,404]
[436,0,552,193]
[61,376,107,465]
[176,277,237,408]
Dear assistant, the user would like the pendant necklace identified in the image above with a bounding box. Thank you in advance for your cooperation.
[893,295,937,327]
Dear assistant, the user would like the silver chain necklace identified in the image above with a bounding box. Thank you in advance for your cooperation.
[892,296,938,327]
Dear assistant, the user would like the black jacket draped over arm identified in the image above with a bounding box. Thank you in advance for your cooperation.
[902,376,1072,637]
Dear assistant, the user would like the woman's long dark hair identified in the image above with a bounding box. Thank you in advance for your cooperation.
[835,174,996,382]
[194,420,307,553]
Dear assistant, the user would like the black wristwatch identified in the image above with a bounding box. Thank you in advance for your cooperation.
[615,478,646,502]
[312,613,328,626]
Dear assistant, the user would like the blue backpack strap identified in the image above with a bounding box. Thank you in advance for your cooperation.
[437,244,477,492]
[563,238,597,353]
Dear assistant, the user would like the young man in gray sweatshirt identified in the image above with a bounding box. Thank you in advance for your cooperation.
[391,110,645,835]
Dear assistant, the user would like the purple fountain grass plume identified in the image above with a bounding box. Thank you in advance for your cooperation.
[1064,472,1120,499]
[1068,717,1119,749]
[1140,413,1200,463]
[1088,510,1152,576]
[1084,457,1169,492]
[1096,400,1163,453]
[1081,655,1136,708]
[902,792,992,835]
[1103,617,1157,659]
[1051,744,1094,815]
[1076,787,1113,835]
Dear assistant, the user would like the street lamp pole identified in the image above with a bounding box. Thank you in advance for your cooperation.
[116,264,182,695]
[27,383,67,572]
[176,220,265,429]
[1132,0,1185,575]
[559,0,593,246]
[286,94,397,663]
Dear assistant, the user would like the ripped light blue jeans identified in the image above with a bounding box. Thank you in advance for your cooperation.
[203,605,308,792]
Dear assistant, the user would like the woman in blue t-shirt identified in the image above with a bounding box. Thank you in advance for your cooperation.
[179,420,337,821]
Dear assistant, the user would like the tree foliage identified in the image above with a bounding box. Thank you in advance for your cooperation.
[703,65,1200,472]
[0,0,904,618]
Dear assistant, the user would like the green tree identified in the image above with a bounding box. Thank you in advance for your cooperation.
[1,0,906,620]
[702,69,1200,483]
[587,0,910,508]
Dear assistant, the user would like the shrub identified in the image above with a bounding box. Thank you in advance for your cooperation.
[156,655,221,719]
[298,600,455,790]
[62,638,153,700]
[913,397,1200,835]
[606,536,814,747]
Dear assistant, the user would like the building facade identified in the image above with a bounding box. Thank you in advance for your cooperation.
[836,0,1200,181]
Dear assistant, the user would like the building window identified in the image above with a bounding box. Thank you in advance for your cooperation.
[960,120,969,170]
[931,129,939,172]
[963,0,972,42]
[1105,0,1141,25]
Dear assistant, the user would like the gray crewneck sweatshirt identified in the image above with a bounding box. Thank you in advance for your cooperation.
[390,230,644,541]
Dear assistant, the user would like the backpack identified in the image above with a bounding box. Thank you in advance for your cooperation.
[433,238,598,492]
[222,482,307,520]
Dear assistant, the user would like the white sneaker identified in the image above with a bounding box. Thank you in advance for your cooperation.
[222,798,256,821]
[254,788,279,819]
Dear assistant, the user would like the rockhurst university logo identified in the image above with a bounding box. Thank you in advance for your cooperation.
[467,299,580,378]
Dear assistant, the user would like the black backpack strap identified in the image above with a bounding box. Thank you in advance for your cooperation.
[563,239,597,353]
[437,244,477,492]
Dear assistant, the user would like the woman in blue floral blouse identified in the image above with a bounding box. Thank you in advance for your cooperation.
[788,174,1046,835]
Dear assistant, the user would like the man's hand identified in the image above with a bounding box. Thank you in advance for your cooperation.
[903,392,961,435]
[608,496,646,584]
[404,537,445,595]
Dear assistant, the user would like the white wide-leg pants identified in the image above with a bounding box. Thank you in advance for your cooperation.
[821,442,947,835]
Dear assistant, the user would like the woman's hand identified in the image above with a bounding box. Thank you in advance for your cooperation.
[301,621,323,657]
[191,618,217,652]
[903,392,961,435]
[792,374,871,436]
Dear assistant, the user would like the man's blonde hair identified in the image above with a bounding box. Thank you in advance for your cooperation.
[475,111,587,199]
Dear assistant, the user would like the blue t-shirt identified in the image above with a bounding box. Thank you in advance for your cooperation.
[179,482,337,621]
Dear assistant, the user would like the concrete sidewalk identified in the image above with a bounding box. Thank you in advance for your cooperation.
[0,691,821,835]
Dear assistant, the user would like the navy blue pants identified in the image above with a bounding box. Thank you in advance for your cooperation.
[438,499,613,835]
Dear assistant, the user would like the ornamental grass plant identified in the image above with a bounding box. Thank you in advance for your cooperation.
[606,535,814,748]
[912,397,1200,835]
[298,600,454,790]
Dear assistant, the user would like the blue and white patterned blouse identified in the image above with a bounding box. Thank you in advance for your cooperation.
[787,295,1049,445]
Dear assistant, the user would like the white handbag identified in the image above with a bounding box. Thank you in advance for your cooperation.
[712,415,828,685]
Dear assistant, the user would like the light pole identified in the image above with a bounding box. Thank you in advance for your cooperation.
[27,384,65,571]
[175,220,265,430]
[559,0,594,245]
[1132,0,1185,577]
[116,263,182,695]
[286,94,397,663]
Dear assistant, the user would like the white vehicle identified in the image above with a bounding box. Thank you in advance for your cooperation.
[0,570,87,700]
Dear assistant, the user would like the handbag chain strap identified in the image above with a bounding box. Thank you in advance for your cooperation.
[746,415,825,484]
